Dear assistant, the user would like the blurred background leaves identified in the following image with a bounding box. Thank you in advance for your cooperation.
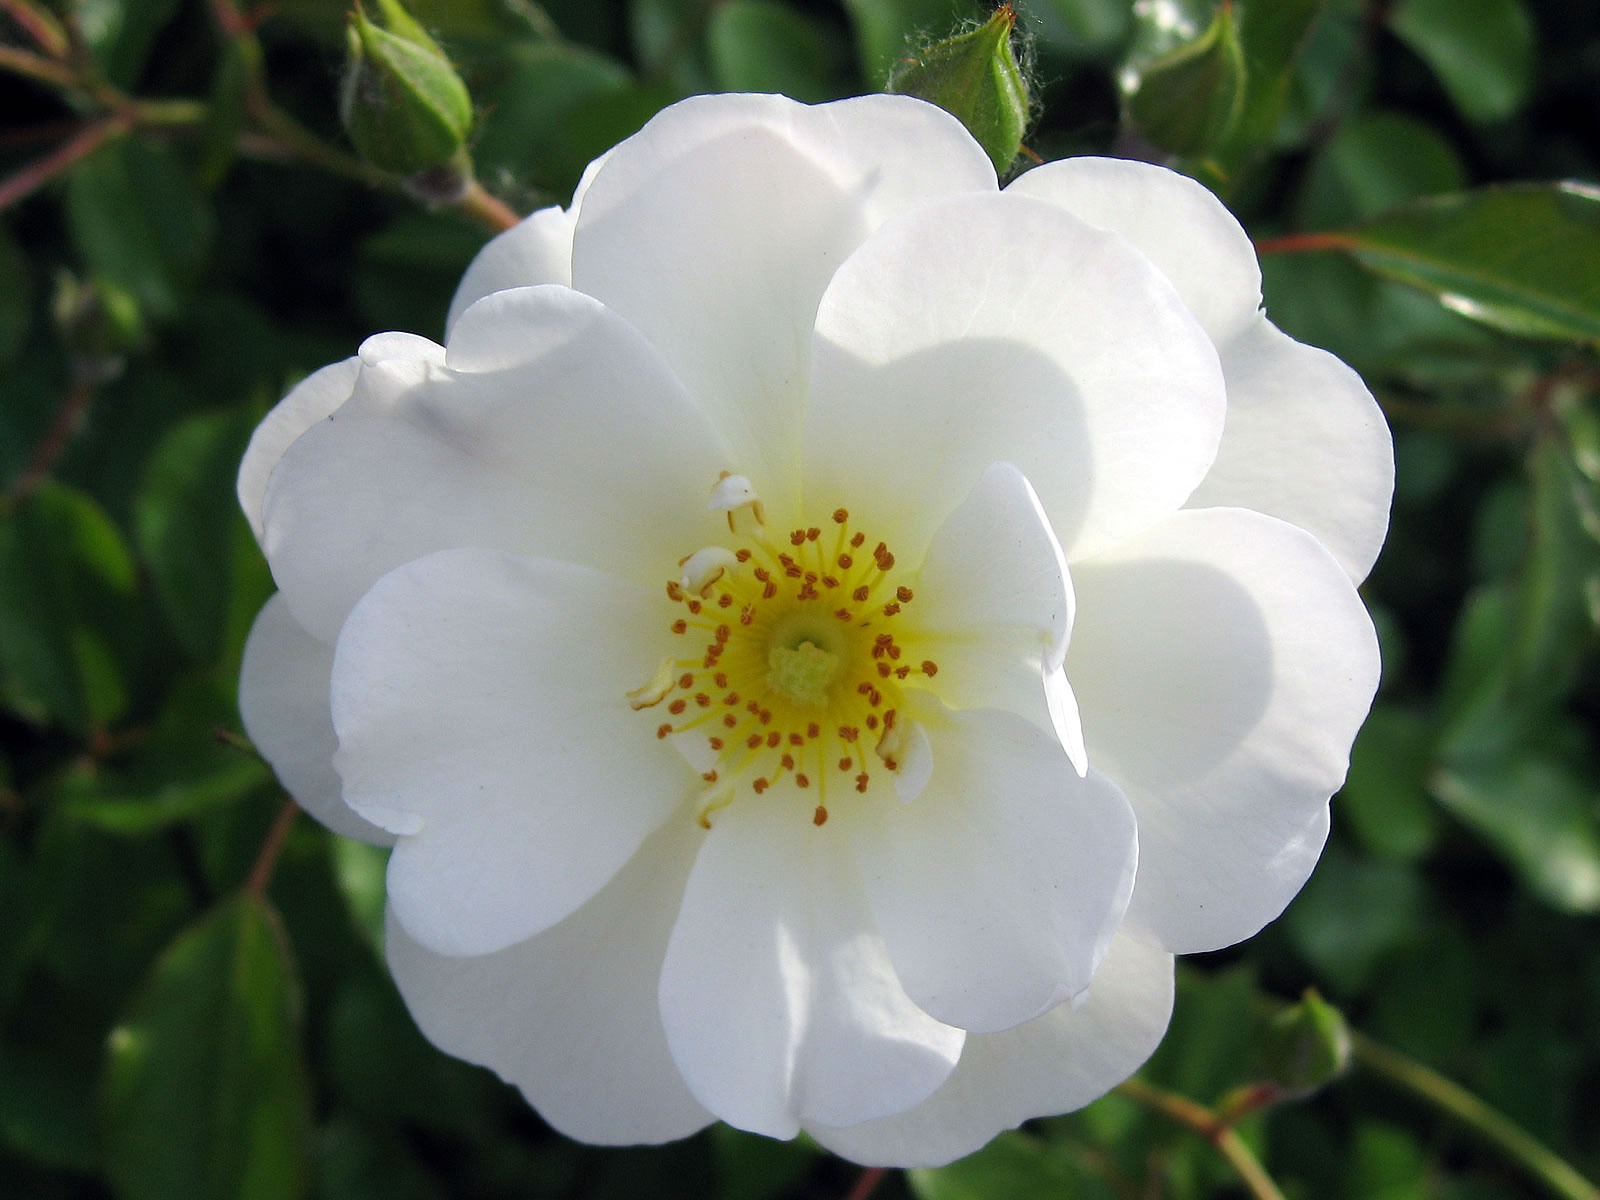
[1,0,1598,1198]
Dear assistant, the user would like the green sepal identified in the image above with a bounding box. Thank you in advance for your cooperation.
[340,0,474,176]
[888,5,1029,175]
[1260,988,1352,1097]
[1126,0,1248,158]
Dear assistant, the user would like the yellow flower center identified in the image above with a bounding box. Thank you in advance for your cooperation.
[630,491,940,829]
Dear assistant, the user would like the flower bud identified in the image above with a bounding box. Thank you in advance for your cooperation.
[1124,0,1247,158]
[52,272,142,384]
[888,5,1030,175]
[340,0,473,178]
[1260,989,1351,1098]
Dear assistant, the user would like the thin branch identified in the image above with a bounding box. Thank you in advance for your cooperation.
[1,0,70,58]
[1253,231,1358,256]
[0,40,78,88]
[6,375,98,502]
[1352,1034,1599,1200]
[1115,1077,1288,1200]
[245,797,300,899]
[843,1166,888,1200]
[0,111,129,213]
[457,178,523,233]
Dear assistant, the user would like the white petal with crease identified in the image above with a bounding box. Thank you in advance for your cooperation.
[331,548,692,956]
[237,358,358,543]
[261,286,730,644]
[1187,317,1393,583]
[659,798,964,1138]
[807,192,1226,562]
[851,706,1137,1034]
[446,205,576,336]
[1008,156,1263,345]
[1068,508,1380,954]
[908,462,1080,762]
[809,933,1174,1167]
[238,593,393,845]
[385,817,712,1145]
[571,93,995,507]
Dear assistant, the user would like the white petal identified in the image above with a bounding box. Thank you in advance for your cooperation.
[571,93,995,507]
[1187,317,1394,583]
[809,932,1173,1167]
[1007,156,1263,346]
[237,594,394,845]
[1068,508,1380,954]
[237,358,359,543]
[262,285,731,644]
[446,205,575,337]
[385,816,713,1145]
[331,548,693,956]
[659,798,964,1138]
[806,192,1226,564]
[851,706,1137,1034]
[908,462,1082,764]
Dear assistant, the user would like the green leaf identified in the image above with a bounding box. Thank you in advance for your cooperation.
[1340,704,1440,860]
[910,1131,1116,1200]
[0,1037,100,1171]
[631,0,717,93]
[842,0,977,87]
[1228,0,1322,149]
[198,40,253,188]
[1331,183,1600,345]
[1284,845,1425,991]
[66,138,213,320]
[1145,964,1264,1102]
[74,0,185,87]
[0,228,31,364]
[1124,0,1248,157]
[1369,923,1477,1060]
[102,895,313,1200]
[57,675,272,835]
[1507,440,1600,696]
[708,1,848,103]
[472,43,667,200]
[325,971,488,1130]
[1345,1121,1431,1200]
[355,211,498,336]
[1026,0,1133,59]
[1432,757,1600,913]
[1297,110,1466,228]
[1388,0,1535,124]
[134,409,270,663]
[710,1126,817,1200]
[316,1119,446,1200]
[0,482,136,733]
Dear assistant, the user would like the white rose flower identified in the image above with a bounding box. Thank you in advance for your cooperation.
[237,93,1390,1166]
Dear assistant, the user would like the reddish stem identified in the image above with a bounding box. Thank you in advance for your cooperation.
[1,0,69,57]
[7,374,95,503]
[458,179,523,233]
[1253,231,1356,256]
[0,112,129,213]
[245,798,300,898]
[844,1166,888,1200]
